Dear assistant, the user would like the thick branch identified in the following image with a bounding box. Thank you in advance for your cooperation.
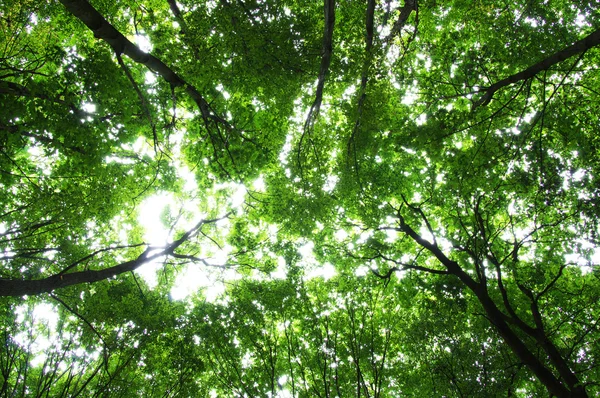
[56,243,147,276]
[166,0,184,22]
[347,0,376,179]
[484,252,538,336]
[517,281,586,393]
[396,214,584,397]
[299,0,335,155]
[167,0,202,64]
[58,0,218,124]
[309,0,336,122]
[0,247,154,297]
[487,253,533,328]
[473,26,600,109]
[394,218,473,287]
[0,213,230,297]
[384,0,417,42]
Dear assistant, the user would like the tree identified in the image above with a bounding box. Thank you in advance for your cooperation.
[1,0,600,396]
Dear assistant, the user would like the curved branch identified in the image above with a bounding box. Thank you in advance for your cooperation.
[0,123,88,155]
[378,253,448,275]
[298,0,335,172]
[0,80,89,118]
[307,0,335,125]
[58,0,223,127]
[347,0,376,183]
[393,209,583,397]
[115,53,158,151]
[383,0,417,43]
[473,26,600,109]
[0,212,231,297]
[50,293,107,348]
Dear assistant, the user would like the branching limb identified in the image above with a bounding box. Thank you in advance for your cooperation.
[392,206,580,396]
[518,279,587,393]
[169,252,234,269]
[0,123,88,155]
[453,242,487,285]
[348,247,447,277]
[379,253,449,275]
[472,26,600,110]
[58,0,231,150]
[0,80,89,118]
[167,0,203,70]
[0,212,232,297]
[400,193,436,245]
[0,148,41,190]
[347,0,375,184]
[50,293,108,349]
[57,243,147,276]
[298,0,335,173]
[165,211,233,251]
[483,252,538,336]
[536,263,567,301]
[308,0,335,126]
[383,0,417,43]
[166,0,185,29]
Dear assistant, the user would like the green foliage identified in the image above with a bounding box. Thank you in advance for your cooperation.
[1,0,600,396]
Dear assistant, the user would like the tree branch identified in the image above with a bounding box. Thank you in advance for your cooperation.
[308,0,335,123]
[298,0,335,172]
[115,53,158,151]
[378,253,448,275]
[384,0,417,43]
[0,80,89,118]
[56,243,147,276]
[472,26,600,109]
[0,213,231,297]
[393,209,581,397]
[50,293,108,349]
[347,0,376,184]
[484,252,538,336]
[58,0,226,129]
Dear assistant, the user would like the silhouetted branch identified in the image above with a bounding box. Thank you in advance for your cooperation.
[473,27,600,109]
[0,212,232,296]
[298,0,335,174]
[383,0,417,43]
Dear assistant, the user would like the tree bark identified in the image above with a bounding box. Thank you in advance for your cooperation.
[0,248,154,296]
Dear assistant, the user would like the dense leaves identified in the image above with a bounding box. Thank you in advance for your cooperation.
[1,0,600,396]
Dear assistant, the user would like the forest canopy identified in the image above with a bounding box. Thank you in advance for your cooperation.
[1,0,600,396]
